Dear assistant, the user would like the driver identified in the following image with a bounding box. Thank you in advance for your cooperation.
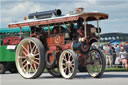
[77,24,95,37]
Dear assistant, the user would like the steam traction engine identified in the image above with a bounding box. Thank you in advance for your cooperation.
[8,9,108,79]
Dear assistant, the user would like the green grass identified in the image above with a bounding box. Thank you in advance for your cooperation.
[43,67,128,73]
[105,68,128,72]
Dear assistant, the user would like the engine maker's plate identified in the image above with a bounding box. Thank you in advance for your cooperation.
[47,34,64,46]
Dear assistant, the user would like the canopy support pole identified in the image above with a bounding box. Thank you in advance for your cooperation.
[84,19,86,38]
[63,22,71,32]
[48,25,50,35]
[11,33,13,44]
[19,27,22,38]
[97,20,100,42]
[59,23,61,33]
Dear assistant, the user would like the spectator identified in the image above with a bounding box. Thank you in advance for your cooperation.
[105,44,113,68]
[111,45,116,65]
[114,44,120,64]
[103,44,107,55]
[120,47,128,69]
[114,44,120,57]
[124,42,128,59]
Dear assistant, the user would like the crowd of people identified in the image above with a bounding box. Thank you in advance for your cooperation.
[94,42,128,69]
[102,42,128,69]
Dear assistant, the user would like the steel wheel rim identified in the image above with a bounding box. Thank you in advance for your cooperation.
[16,39,40,78]
[86,50,102,77]
[59,51,75,78]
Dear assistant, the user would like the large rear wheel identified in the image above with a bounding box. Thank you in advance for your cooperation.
[15,38,45,79]
[59,49,78,79]
[86,48,105,78]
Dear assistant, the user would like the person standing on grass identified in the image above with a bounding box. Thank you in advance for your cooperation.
[114,44,120,65]
[105,44,113,68]
[114,44,120,58]
[111,45,116,65]
[120,47,128,69]
[124,42,128,59]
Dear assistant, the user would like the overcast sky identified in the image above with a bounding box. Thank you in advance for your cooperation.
[0,0,128,33]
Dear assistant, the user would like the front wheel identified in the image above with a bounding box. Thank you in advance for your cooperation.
[15,38,45,79]
[86,48,105,78]
[59,49,78,79]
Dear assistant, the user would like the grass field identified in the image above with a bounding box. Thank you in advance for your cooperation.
[105,68,128,72]
[43,67,128,73]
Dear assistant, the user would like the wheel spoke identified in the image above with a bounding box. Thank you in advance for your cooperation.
[23,63,27,70]
[63,57,67,62]
[71,64,74,67]
[28,66,31,74]
[32,60,39,65]
[26,64,29,73]
[29,40,32,53]
[62,63,66,66]
[33,47,38,54]
[35,58,39,61]
[22,59,27,65]
[21,45,29,53]
[28,43,30,53]
[33,63,37,70]
[71,66,74,70]
[64,67,67,72]
[30,65,35,72]
[18,56,26,59]
[68,53,71,61]
[29,64,35,73]
[68,68,71,74]
[64,54,67,61]
[64,54,68,61]
[33,53,39,57]
[23,51,27,56]
[32,45,36,53]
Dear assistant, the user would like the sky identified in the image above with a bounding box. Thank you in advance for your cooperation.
[0,0,128,33]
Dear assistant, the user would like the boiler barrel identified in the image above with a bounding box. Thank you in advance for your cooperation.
[72,42,81,51]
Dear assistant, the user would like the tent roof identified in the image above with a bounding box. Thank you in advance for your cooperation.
[109,40,120,45]
[0,27,30,33]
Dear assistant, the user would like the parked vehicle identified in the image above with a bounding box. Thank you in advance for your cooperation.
[8,8,108,79]
[0,28,30,74]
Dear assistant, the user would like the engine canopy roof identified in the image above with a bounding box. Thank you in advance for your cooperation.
[8,12,108,28]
